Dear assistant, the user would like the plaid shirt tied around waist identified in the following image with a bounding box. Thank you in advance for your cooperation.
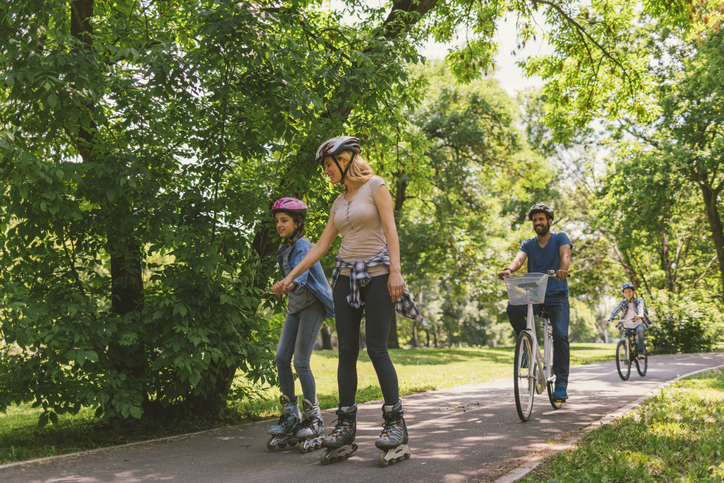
[332,246,428,327]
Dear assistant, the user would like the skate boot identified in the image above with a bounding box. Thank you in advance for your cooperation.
[266,395,302,450]
[320,404,358,465]
[375,400,411,467]
[295,399,325,453]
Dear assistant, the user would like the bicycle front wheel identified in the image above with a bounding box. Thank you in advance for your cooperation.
[514,331,535,422]
[616,339,631,380]
[636,350,648,376]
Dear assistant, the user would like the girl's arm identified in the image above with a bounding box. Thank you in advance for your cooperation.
[605,299,625,323]
[635,298,645,320]
[375,184,404,302]
[273,214,338,295]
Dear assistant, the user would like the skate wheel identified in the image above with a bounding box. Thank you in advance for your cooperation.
[404,453,411,459]
[278,442,287,449]
[288,439,297,447]
[320,449,332,465]
[299,443,308,454]
[379,453,389,467]
[266,437,276,451]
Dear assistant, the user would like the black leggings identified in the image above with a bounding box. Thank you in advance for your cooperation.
[334,273,399,406]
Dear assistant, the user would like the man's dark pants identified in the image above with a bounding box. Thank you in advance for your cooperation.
[506,294,570,389]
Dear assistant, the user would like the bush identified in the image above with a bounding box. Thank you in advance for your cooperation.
[648,290,723,355]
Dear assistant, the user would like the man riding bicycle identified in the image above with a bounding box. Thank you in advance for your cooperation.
[604,283,651,358]
[498,203,573,402]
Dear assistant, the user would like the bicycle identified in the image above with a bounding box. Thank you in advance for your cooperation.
[503,271,562,422]
[614,319,648,380]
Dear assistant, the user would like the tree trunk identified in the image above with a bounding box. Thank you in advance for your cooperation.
[698,182,724,299]
[410,322,419,348]
[320,322,333,350]
[110,242,144,316]
[660,234,676,292]
[387,312,400,349]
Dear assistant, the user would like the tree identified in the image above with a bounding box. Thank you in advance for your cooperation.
[0,0,424,422]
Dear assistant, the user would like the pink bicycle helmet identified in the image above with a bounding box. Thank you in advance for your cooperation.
[271,197,308,219]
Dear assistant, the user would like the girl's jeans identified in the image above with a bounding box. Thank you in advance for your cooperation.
[275,299,326,405]
[334,274,400,407]
[626,325,646,353]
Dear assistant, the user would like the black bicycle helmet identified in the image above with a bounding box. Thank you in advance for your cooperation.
[527,202,554,221]
[315,136,361,183]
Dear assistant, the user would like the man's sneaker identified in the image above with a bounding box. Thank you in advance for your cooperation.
[551,385,567,402]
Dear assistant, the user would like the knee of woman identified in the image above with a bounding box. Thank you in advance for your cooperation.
[366,348,390,364]
[275,353,290,367]
[293,359,311,374]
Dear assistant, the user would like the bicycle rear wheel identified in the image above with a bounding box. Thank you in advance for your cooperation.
[514,331,535,422]
[636,350,648,376]
[615,339,631,380]
[547,380,562,409]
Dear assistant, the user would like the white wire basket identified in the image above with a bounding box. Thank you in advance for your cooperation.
[504,273,549,305]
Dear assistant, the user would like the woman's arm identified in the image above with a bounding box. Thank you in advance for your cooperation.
[273,215,338,295]
[375,184,404,302]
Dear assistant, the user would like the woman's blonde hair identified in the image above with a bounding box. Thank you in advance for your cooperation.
[336,151,374,191]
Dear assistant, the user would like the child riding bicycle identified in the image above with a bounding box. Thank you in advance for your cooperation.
[604,282,652,358]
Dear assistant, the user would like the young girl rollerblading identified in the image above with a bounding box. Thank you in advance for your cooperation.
[267,198,335,453]
[273,137,423,466]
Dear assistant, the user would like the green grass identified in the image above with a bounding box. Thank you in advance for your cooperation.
[520,369,724,483]
[0,344,615,464]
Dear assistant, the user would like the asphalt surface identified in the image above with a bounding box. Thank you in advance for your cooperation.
[3,352,724,483]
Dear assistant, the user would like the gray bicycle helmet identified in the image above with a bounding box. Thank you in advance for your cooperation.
[315,136,361,183]
[528,202,554,221]
[621,282,635,292]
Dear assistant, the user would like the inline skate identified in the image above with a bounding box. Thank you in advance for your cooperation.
[320,404,358,464]
[295,398,325,453]
[375,400,411,467]
[267,394,302,450]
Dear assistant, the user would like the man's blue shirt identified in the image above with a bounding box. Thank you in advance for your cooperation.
[519,232,573,296]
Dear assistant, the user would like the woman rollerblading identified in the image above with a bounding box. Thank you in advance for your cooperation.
[320,404,358,464]
[296,398,325,453]
[267,197,335,452]
[267,394,302,450]
[376,401,411,466]
[274,137,425,466]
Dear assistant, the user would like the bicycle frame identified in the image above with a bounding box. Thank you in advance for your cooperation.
[525,303,555,394]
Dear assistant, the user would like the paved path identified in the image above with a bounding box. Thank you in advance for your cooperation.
[3,352,724,483]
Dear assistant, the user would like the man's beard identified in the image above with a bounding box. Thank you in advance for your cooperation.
[534,223,550,236]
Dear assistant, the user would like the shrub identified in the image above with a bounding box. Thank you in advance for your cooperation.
[648,290,723,355]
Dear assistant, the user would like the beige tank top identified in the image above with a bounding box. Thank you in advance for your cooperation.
[331,175,390,277]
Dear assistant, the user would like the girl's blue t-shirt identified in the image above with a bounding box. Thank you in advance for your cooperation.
[519,232,573,296]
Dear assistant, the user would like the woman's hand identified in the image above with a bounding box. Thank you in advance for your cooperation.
[272,276,296,296]
[603,317,610,324]
[388,272,405,302]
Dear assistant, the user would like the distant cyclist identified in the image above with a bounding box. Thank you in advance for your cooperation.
[498,202,573,402]
[604,283,651,358]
